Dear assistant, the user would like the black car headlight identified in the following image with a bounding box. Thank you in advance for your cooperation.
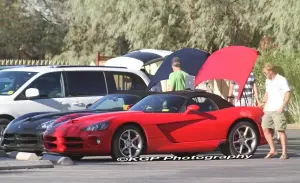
[82,121,110,132]
[36,120,55,130]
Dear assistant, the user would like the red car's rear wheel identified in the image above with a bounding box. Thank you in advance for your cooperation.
[225,121,259,156]
[111,125,145,160]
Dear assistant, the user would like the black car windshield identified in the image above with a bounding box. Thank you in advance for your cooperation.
[0,71,37,95]
[129,94,186,113]
[89,94,141,111]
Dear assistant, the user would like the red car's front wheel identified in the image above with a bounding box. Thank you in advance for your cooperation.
[111,125,146,160]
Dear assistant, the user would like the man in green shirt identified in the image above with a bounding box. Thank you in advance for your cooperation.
[167,57,187,91]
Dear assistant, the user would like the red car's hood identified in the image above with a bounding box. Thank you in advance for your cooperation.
[73,111,142,121]
[52,111,144,129]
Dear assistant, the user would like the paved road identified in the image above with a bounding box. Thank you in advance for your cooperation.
[1,129,300,183]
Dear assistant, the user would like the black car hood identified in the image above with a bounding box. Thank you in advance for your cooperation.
[4,109,106,133]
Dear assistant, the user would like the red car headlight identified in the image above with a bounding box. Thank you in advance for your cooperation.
[82,121,110,132]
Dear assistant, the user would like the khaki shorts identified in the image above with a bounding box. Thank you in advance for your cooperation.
[262,111,288,131]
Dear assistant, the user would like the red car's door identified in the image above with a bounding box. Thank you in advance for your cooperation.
[156,96,228,143]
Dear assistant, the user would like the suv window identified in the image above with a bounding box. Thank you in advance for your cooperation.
[0,71,37,96]
[66,71,107,97]
[105,71,147,93]
[21,72,63,99]
[186,96,218,112]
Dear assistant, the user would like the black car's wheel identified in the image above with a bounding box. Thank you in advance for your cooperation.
[68,155,84,161]
[111,125,145,160]
[227,121,259,156]
[35,151,44,156]
[173,153,199,157]
[0,118,10,141]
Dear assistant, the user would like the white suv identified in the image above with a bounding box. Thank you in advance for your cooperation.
[0,65,150,132]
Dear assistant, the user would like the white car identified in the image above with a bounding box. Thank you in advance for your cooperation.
[0,65,150,134]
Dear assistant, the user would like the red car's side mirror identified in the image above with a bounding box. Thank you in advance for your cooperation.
[185,104,200,114]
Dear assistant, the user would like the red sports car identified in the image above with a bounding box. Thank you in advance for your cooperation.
[43,90,267,160]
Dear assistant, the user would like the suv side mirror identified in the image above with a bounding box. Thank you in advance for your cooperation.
[25,88,40,98]
[185,104,200,114]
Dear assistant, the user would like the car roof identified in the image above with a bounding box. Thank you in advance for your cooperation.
[111,90,158,98]
[149,89,234,109]
[0,65,145,74]
[0,65,34,70]
[150,89,211,97]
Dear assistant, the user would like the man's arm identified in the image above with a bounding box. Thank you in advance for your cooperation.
[260,79,269,107]
[167,73,175,91]
[278,78,291,112]
[261,92,268,106]
[282,91,291,108]
[253,83,261,106]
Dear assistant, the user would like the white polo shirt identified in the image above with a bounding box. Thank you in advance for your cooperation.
[264,74,290,111]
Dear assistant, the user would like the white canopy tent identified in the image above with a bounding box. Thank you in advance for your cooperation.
[104,49,173,70]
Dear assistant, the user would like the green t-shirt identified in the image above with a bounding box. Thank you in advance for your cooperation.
[168,70,187,91]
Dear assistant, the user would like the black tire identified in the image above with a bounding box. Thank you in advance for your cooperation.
[219,142,230,156]
[111,125,146,160]
[0,118,11,137]
[173,153,199,157]
[227,121,259,156]
[35,151,44,156]
[68,155,84,161]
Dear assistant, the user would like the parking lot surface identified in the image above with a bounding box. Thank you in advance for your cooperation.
[1,129,300,183]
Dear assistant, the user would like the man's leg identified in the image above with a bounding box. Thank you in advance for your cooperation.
[273,130,280,144]
[277,131,280,143]
[273,112,288,159]
[262,111,277,158]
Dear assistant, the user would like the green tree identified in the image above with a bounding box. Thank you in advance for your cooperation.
[253,0,300,53]
[58,0,264,63]
[0,0,68,59]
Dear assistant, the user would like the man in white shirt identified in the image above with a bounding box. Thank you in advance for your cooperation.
[260,63,291,159]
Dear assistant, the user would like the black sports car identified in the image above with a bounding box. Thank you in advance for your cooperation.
[0,91,155,154]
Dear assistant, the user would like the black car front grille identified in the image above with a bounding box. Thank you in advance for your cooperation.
[3,133,41,146]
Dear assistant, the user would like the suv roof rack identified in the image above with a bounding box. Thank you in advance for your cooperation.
[49,65,127,69]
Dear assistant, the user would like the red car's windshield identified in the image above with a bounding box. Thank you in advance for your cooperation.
[89,94,140,111]
[129,94,186,113]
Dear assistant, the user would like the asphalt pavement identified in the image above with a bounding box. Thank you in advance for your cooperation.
[1,129,300,183]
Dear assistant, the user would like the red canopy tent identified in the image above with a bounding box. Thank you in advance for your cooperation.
[194,46,259,100]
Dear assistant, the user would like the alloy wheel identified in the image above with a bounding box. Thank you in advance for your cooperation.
[232,125,257,155]
[118,129,143,158]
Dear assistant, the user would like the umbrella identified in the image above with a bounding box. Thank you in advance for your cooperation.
[147,48,210,90]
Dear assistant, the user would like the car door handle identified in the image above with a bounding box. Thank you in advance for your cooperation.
[72,102,85,107]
